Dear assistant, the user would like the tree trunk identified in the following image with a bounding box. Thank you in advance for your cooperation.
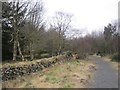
[13,40,17,60]
[30,42,34,60]
[13,29,25,61]
[58,45,62,55]
[30,51,34,60]
[17,40,25,61]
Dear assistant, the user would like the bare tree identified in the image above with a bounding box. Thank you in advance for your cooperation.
[4,0,30,61]
[52,12,73,55]
[22,1,44,60]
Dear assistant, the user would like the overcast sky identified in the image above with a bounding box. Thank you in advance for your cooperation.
[44,0,119,34]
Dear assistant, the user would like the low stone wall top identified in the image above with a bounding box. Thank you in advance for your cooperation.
[1,55,72,81]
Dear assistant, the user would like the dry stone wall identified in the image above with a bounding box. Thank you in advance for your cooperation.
[1,56,72,81]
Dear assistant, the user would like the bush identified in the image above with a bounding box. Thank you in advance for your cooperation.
[111,53,120,62]
[65,51,73,57]
[89,53,94,55]
[40,53,50,58]
[78,53,86,59]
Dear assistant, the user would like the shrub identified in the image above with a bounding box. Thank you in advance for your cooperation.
[65,51,73,57]
[111,53,120,62]
[89,53,94,55]
[78,53,86,59]
[73,54,79,59]
[96,51,105,57]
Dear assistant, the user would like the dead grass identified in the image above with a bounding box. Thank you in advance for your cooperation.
[2,59,96,88]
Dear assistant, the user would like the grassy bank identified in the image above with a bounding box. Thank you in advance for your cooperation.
[2,59,96,88]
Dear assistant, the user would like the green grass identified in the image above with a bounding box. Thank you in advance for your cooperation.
[44,74,73,88]
[41,60,87,88]
[45,75,59,84]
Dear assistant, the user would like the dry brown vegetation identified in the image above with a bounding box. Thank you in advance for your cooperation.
[2,59,96,88]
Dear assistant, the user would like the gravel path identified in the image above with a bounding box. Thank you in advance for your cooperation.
[88,55,118,88]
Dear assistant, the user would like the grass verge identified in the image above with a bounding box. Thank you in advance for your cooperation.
[2,59,96,88]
